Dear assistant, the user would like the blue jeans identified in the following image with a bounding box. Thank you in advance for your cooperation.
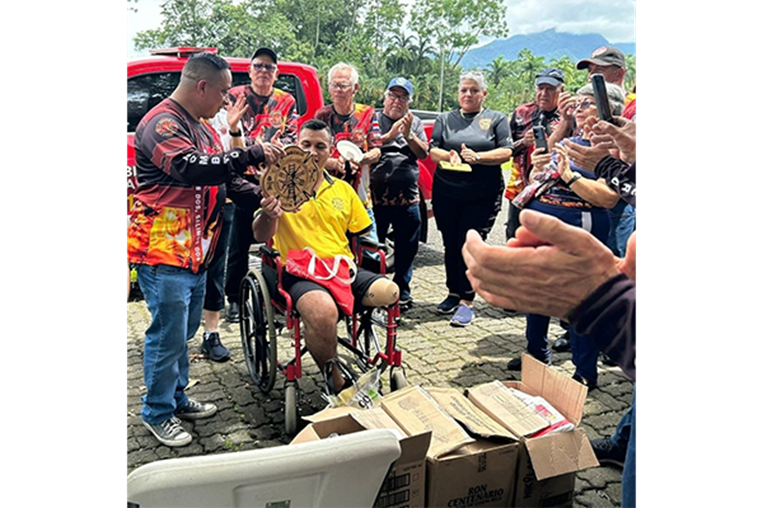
[525,315,598,381]
[606,201,636,257]
[374,203,421,298]
[136,264,207,424]
[362,205,381,263]
[365,205,379,244]
[621,390,636,508]
[524,201,610,384]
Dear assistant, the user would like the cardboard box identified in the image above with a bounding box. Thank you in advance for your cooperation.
[292,407,431,508]
[381,386,475,459]
[467,355,599,507]
[382,386,519,508]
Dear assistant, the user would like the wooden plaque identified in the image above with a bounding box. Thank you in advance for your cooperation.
[261,145,321,212]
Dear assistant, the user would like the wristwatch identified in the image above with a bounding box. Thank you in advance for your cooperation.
[475,153,482,161]
[230,129,242,138]
[407,130,415,140]
[566,171,582,186]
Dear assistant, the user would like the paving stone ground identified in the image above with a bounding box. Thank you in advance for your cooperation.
[127,187,633,507]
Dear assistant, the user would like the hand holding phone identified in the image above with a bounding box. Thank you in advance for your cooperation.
[591,74,615,124]
[533,125,549,153]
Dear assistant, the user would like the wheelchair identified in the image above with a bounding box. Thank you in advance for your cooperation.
[238,236,408,435]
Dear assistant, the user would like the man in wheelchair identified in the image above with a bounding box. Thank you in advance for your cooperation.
[253,119,399,394]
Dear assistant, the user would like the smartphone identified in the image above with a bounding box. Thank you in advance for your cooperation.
[591,74,614,124]
[533,125,548,153]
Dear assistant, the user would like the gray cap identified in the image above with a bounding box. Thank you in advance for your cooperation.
[576,82,626,116]
[535,68,564,87]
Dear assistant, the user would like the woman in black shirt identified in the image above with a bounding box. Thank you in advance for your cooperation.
[429,71,513,326]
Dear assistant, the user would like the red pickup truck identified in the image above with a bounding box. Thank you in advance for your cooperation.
[127,47,437,259]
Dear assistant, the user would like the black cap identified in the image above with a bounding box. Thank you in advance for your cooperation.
[535,68,564,87]
[251,47,278,63]
[576,46,626,70]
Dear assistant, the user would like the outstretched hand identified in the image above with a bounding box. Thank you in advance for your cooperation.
[463,209,622,318]
[590,116,636,164]
[226,94,249,132]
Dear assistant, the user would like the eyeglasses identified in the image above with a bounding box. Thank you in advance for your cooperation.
[252,63,277,73]
[575,99,593,110]
[387,92,410,103]
[459,87,481,95]
[329,82,353,91]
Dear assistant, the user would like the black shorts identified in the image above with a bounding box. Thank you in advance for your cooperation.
[282,268,383,315]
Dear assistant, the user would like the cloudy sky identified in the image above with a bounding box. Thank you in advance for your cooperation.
[127,0,636,57]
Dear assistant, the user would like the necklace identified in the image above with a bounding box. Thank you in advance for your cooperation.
[459,107,484,119]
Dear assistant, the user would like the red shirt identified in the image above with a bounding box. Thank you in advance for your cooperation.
[128,98,260,272]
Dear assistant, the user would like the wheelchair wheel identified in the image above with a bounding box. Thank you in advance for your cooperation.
[239,270,277,393]
[390,368,408,391]
[284,382,298,436]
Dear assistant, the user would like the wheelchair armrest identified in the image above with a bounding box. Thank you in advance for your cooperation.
[259,244,281,260]
[357,236,387,254]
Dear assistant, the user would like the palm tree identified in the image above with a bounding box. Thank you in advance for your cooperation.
[385,32,416,74]
[487,55,511,87]
[516,48,547,87]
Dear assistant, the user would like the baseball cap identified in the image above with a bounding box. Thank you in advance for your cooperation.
[251,47,278,63]
[576,46,626,69]
[387,77,414,97]
[535,68,564,87]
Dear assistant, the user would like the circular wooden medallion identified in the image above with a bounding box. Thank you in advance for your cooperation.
[261,145,321,212]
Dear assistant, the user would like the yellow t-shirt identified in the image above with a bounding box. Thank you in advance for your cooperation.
[263,177,372,262]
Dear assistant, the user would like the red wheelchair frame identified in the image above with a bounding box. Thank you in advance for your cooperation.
[238,237,407,435]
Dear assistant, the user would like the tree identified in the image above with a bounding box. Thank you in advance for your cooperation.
[487,56,511,88]
[134,0,315,61]
[409,0,509,110]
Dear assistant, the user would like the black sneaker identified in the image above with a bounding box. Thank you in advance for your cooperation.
[143,417,192,447]
[202,331,231,362]
[175,398,218,420]
[507,355,549,371]
[590,436,626,468]
[226,302,240,323]
[601,353,617,366]
[436,294,460,314]
[552,331,571,352]
[572,373,597,391]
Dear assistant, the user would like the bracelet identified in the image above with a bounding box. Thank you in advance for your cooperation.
[230,130,242,138]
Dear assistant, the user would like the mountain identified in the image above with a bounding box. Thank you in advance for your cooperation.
[459,29,636,70]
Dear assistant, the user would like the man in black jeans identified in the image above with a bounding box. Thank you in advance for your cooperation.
[370,78,429,308]
[223,47,299,322]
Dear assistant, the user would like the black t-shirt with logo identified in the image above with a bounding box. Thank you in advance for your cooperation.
[429,108,512,200]
[369,112,427,206]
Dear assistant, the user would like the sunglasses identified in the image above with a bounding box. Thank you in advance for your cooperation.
[252,63,277,72]
[575,99,594,110]
[387,92,410,103]
[330,82,353,91]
